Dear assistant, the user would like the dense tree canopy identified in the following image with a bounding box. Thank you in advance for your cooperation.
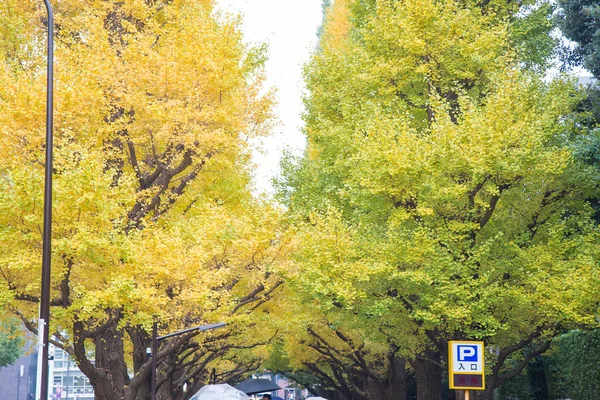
[0,1,283,399]
[275,0,600,399]
[2,1,600,400]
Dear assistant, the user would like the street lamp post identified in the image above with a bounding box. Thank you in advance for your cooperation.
[65,354,71,400]
[36,1,54,400]
[151,322,226,400]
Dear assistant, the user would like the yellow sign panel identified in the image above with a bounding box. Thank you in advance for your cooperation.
[448,341,485,390]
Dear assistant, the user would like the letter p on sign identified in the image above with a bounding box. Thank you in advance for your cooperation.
[457,345,477,362]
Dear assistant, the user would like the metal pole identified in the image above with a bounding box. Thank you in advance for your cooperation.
[151,321,157,400]
[65,355,70,400]
[37,1,54,399]
[157,323,226,340]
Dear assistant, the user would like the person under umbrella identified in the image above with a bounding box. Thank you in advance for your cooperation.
[235,378,281,395]
[190,384,250,400]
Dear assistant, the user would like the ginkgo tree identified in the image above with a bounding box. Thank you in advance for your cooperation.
[0,1,285,400]
[276,0,600,399]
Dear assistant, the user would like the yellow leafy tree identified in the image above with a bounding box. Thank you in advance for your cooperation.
[0,1,285,399]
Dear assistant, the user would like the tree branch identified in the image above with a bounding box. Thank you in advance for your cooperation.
[495,339,553,387]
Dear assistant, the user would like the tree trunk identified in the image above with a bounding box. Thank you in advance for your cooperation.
[94,324,128,400]
[377,356,408,400]
[413,349,443,400]
[528,356,548,400]
[128,327,152,400]
[91,380,121,400]
[156,353,187,400]
[470,388,494,400]
[73,321,121,400]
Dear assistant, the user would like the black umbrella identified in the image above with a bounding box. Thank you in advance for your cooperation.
[234,378,281,395]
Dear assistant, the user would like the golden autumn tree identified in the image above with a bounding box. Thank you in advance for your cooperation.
[276,0,600,399]
[0,1,285,399]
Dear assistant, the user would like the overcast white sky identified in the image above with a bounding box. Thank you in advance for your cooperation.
[215,0,324,194]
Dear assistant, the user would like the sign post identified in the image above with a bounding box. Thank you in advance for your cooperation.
[448,341,485,394]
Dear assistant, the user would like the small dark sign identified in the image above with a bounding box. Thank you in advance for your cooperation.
[453,374,483,388]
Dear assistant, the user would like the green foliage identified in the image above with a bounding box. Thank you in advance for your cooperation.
[277,0,600,396]
[0,320,22,367]
[556,0,600,222]
[495,330,600,400]
[557,0,600,77]
[509,3,558,71]
[496,371,533,400]
[549,330,600,400]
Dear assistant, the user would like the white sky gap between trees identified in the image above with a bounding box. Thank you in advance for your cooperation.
[215,0,324,194]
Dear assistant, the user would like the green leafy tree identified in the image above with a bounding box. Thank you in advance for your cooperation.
[277,1,600,400]
[557,0,600,77]
[557,0,600,224]
[0,320,22,367]
[547,330,600,400]
[495,330,600,400]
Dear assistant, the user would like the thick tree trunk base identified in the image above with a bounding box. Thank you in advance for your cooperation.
[413,350,443,400]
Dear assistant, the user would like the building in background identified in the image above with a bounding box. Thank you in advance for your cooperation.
[0,342,95,400]
[50,347,94,399]
[0,335,38,400]
[254,372,310,400]
[0,347,38,400]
